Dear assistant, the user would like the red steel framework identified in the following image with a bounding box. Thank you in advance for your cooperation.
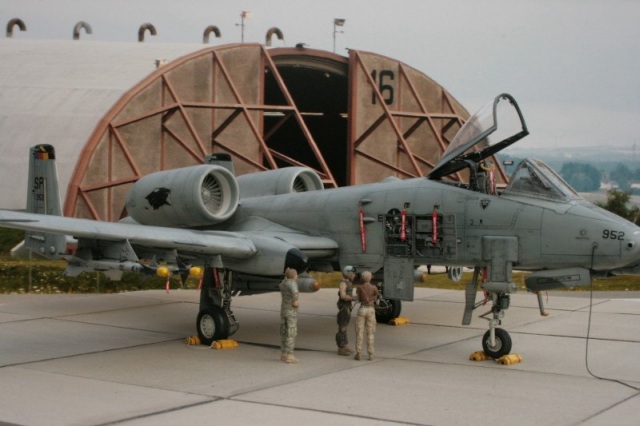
[65,43,505,221]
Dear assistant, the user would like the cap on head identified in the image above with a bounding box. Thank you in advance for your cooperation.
[285,267,298,279]
[342,265,355,276]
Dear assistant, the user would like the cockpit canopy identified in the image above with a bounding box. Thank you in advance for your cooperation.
[502,159,580,202]
[428,93,583,204]
[428,93,528,181]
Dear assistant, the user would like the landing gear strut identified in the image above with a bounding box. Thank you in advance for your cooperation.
[197,267,239,345]
[463,267,514,359]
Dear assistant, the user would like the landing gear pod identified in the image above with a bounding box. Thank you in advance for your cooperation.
[125,165,239,228]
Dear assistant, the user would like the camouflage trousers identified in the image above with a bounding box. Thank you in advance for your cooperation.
[280,313,298,353]
[355,306,376,356]
[336,303,352,348]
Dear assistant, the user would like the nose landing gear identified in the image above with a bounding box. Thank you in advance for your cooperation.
[463,266,518,360]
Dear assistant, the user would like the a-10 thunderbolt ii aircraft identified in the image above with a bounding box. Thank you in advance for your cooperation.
[1,93,639,358]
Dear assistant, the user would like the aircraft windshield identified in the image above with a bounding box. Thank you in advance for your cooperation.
[502,159,580,202]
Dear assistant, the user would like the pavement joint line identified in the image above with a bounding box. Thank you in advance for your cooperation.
[51,316,189,335]
[226,399,424,426]
[93,398,220,426]
[507,330,640,344]
[386,354,631,384]
[0,338,185,369]
[578,393,640,424]
[0,314,189,339]
[0,299,190,319]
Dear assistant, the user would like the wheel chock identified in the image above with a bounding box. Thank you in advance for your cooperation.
[185,335,201,345]
[469,351,491,361]
[497,353,523,365]
[389,317,409,326]
[211,339,239,350]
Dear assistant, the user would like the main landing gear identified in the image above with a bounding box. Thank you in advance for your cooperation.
[197,267,238,345]
[374,297,402,324]
[463,267,515,359]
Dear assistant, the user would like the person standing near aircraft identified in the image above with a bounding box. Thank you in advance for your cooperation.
[279,267,300,364]
[336,265,356,356]
[354,271,379,361]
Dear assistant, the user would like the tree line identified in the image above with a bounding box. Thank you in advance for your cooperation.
[560,162,640,192]
[523,161,640,224]
[550,162,640,225]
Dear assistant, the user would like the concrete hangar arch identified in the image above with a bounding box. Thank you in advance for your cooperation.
[69,43,503,220]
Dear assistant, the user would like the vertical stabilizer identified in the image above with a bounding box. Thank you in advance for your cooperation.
[27,145,62,215]
[24,145,66,257]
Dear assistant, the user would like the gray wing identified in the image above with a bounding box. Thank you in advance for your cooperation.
[0,210,256,259]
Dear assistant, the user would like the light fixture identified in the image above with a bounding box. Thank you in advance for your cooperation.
[332,18,346,53]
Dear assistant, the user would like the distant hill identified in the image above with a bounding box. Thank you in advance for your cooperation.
[580,191,640,207]
[504,145,639,171]
[496,145,640,207]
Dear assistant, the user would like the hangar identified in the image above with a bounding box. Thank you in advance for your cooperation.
[0,39,507,220]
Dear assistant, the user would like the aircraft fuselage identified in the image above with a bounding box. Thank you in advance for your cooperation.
[229,176,640,277]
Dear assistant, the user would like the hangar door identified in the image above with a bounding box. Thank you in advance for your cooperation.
[349,50,474,184]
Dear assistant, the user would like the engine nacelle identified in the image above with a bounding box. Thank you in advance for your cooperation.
[236,167,323,198]
[125,165,239,228]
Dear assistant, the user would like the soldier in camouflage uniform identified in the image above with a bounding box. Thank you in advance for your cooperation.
[279,267,300,363]
[336,265,356,356]
[354,270,379,361]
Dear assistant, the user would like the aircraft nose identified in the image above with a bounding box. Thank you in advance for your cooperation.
[621,229,640,270]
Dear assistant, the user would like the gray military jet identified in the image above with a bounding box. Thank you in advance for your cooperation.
[2,94,639,358]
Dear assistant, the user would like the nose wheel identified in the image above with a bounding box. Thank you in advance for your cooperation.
[482,327,512,358]
[464,267,517,359]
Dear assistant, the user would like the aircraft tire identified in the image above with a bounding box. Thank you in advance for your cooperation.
[196,305,230,345]
[375,298,402,324]
[447,266,463,282]
[482,328,512,358]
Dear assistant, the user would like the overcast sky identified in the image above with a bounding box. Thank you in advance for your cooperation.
[2,0,639,150]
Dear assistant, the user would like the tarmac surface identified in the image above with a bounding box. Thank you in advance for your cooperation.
[0,287,638,426]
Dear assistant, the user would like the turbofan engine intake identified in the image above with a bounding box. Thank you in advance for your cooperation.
[125,165,239,228]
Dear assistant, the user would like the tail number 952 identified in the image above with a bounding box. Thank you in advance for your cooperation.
[602,230,625,240]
